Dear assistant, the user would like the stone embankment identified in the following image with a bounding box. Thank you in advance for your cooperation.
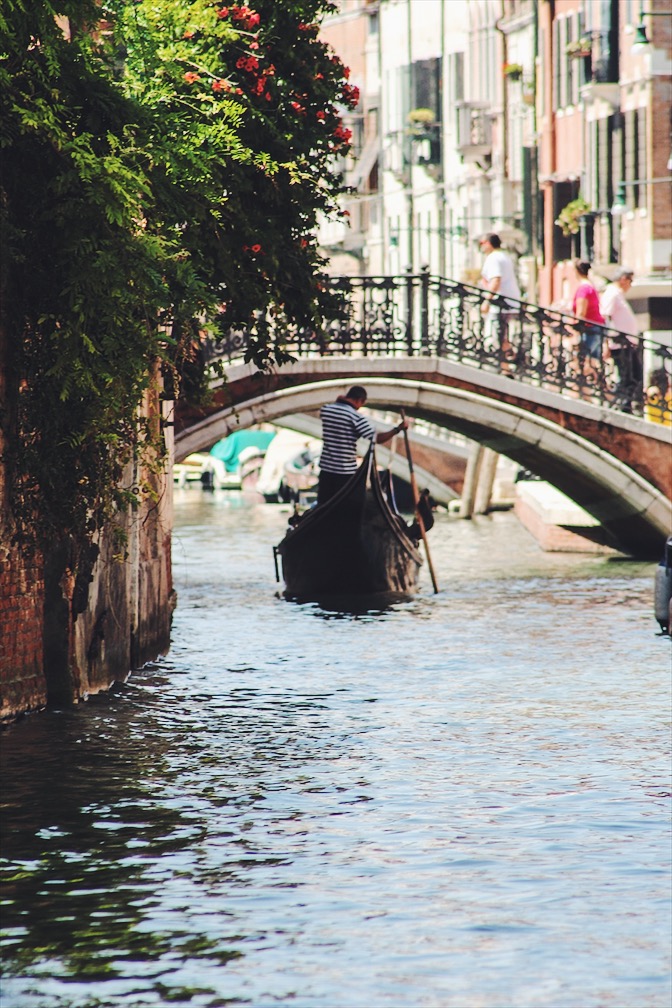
[1,448,175,723]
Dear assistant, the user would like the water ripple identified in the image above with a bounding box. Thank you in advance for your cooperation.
[1,503,670,1007]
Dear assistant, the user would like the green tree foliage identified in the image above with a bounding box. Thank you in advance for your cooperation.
[0,0,354,546]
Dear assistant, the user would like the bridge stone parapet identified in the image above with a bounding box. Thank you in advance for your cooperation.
[175,356,671,559]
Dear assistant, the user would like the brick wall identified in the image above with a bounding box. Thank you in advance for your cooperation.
[0,542,48,719]
[0,376,175,723]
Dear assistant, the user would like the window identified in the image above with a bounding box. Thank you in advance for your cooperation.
[412,58,442,122]
[596,117,613,211]
[624,109,637,209]
[447,51,464,106]
[636,107,647,208]
[625,108,647,209]
[553,180,579,262]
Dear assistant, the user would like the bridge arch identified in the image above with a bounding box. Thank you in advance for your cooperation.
[174,365,671,558]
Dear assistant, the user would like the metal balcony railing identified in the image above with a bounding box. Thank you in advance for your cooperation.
[205,268,671,424]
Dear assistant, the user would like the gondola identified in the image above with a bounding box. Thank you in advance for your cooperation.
[274,442,425,600]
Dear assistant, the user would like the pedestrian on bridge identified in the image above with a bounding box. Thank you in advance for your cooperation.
[478,233,521,366]
[317,386,407,505]
[600,267,643,413]
[571,260,605,367]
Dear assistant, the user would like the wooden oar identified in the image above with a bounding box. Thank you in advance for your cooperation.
[400,410,439,593]
[386,428,399,512]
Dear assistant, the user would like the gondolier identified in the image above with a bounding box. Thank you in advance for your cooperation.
[317,386,407,504]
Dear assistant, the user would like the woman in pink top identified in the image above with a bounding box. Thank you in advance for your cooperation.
[572,260,605,360]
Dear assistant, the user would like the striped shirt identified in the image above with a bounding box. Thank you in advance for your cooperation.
[319,400,375,474]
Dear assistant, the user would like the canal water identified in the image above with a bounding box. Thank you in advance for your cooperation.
[1,490,670,1008]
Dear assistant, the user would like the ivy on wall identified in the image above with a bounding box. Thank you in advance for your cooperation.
[1,0,354,548]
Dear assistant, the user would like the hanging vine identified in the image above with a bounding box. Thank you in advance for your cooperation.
[0,0,355,549]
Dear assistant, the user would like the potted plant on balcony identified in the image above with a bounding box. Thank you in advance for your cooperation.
[555,196,591,236]
[502,62,523,81]
[407,107,436,133]
[566,36,592,58]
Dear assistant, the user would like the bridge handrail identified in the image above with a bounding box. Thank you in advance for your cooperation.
[203,269,671,425]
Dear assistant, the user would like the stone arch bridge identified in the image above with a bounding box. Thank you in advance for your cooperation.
[174,355,671,559]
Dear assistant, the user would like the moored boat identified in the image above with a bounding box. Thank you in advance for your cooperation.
[274,443,426,600]
[654,535,672,635]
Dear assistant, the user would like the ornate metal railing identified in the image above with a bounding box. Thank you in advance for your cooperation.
[206,267,671,423]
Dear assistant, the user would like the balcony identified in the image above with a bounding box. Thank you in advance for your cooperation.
[455,102,492,163]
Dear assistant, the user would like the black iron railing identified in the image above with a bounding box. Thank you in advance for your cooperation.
[206,268,671,423]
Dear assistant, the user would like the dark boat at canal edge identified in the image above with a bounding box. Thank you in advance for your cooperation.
[274,443,424,599]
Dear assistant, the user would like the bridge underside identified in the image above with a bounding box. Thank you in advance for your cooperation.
[174,358,672,559]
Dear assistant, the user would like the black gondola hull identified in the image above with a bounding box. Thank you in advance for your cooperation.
[276,446,423,599]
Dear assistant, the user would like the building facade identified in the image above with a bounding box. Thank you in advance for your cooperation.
[320,0,671,360]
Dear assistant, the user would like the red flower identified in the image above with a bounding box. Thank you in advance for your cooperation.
[333,124,352,143]
[183,72,200,84]
[212,79,226,92]
[316,110,326,121]
[251,244,262,253]
[342,83,360,108]
[217,7,229,19]
[230,5,260,29]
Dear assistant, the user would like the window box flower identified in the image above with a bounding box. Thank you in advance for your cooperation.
[566,37,592,58]
[502,62,523,80]
[554,196,592,236]
[407,107,436,127]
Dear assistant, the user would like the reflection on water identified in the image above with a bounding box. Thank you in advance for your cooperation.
[1,490,670,1008]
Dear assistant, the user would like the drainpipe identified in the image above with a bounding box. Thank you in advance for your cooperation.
[438,0,446,277]
[531,0,540,260]
[406,0,414,272]
[495,5,509,186]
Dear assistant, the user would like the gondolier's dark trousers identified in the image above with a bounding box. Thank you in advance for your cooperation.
[317,470,352,505]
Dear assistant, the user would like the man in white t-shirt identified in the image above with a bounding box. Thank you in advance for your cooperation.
[600,267,643,412]
[479,233,521,363]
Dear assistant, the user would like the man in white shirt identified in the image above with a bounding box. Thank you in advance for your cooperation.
[600,267,643,413]
[479,233,521,365]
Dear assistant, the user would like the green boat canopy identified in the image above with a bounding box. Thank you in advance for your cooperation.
[209,430,276,472]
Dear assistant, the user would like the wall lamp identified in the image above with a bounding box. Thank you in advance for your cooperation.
[632,6,672,54]
[611,177,671,215]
